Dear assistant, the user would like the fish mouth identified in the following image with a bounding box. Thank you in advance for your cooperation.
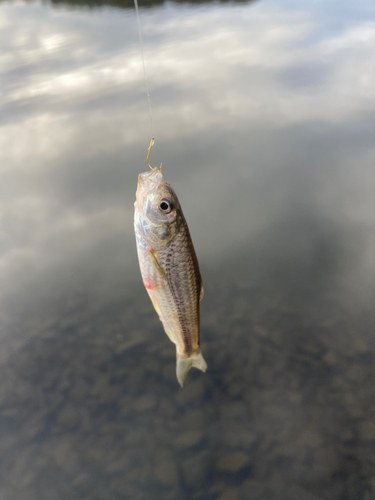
[135,170,164,210]
[138,170,163,184]
[137,170,164,194]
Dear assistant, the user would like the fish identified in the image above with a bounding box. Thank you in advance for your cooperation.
[134,138,207,387]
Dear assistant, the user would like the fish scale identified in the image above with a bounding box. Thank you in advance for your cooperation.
[158,222,200,350]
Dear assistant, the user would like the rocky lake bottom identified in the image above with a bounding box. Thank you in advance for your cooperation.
[1,277,374,500]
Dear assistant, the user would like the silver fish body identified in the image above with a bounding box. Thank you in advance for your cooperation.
[134,165,206,387]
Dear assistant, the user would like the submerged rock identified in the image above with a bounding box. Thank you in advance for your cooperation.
[217,452,249,472]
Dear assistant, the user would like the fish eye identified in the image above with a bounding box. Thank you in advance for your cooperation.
[159,198,173,213]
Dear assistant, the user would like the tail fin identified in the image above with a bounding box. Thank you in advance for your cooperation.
[176,352,207,387]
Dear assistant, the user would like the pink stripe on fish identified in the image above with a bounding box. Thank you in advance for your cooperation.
[143,277,154,290]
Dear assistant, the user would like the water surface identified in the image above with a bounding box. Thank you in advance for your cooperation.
[1,0,375,499]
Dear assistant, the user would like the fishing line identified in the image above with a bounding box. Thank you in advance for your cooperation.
[134,0,154,138]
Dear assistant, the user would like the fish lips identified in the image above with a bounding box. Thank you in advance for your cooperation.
[135,171,164,207]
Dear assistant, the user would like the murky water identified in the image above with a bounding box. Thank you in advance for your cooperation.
[1,0,375,498]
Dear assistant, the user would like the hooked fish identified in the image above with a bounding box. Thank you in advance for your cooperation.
[134,139,207,387]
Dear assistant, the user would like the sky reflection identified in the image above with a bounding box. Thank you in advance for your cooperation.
[1,0,374,323]
[0,2,375,308]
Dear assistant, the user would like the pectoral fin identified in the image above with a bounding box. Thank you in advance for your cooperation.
[149,250,167,280]
[199,282,204,301]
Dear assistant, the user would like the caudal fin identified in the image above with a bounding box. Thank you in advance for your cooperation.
[176,352,207,387]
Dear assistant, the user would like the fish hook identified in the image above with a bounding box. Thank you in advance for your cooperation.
[147,138,162,173]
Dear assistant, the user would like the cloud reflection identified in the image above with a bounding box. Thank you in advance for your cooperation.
[0,0,374,312]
